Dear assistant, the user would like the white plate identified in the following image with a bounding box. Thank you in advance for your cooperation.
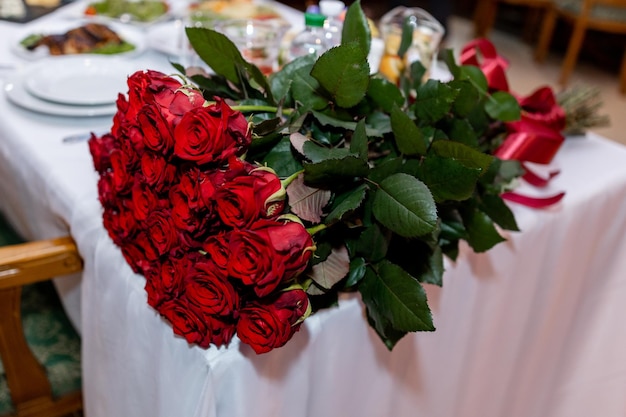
[3,57,139,117]
[23,56,136,106]
[12,20,146,61]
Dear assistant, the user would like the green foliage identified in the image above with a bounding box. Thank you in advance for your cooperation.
[183,3,523,350]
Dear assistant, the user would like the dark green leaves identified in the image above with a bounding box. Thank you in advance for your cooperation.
[359,260,435,349]
[391,105,427,156]
[413,80,458,124]
[340,0,371,54]
[486,91,521,121]
[311,44,370,108]
[373,173,438,238]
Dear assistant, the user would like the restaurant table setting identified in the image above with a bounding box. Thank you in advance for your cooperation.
[1,1,626,416]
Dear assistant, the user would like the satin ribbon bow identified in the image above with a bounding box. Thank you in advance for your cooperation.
[460,38,510,92]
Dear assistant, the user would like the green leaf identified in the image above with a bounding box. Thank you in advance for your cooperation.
[367,77,405,113]
[441,48,459,78]
[270,54,316,103]
[341,0,371,55]
[311,43,370,108]
[312,111,389,137]
[449,79,481,118]
[291,62,328,110]
[326,184,369,223]
[186,27,269,95]
[485,91,521,122]
[368,157,403,183]
[391,104,427,156]
[421,246,444,286]
[309,244,350,289]
[398,17,413,58]
[431,140,494,173]
[262,136,303,177]
[462,208,506,252]
[458,65,488,94]
[359,260,435,332]
[345,257,367,287]
[350,119,369,160]
[447,118,479,148]
[353,223,388,261]
[479,193,520,231]
[303,155,370,183]
[303,141,352,163]
[186,27,244,85]
[373,173,438,237]
[418,155,482,202]
[414,80,458,124]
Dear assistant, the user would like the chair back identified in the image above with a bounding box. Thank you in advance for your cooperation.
[0,215,83,417]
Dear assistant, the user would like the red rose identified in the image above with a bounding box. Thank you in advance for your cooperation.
[184,260,239,317]
[159,298,212,348]
[237,289,310,354]
[138,103,175,155]
[202,233,230,279]
[173,98,251,165]
[144,256,187,308]
[97,173,116,209]
[88,133,115,173]
[214,167,286,228]
[208,156,252,188]
[103,204,139,245]
[126,70,183,120]
[140,151,177,192]
[226,228,286,297]
[110,148,136,194]
[146,209,178,256]
[227,219,314,297]
[257,219,315,280]
[178,166,216,211]
[118,231,159,274]
[169,186,212,235]
[130,181,160,221]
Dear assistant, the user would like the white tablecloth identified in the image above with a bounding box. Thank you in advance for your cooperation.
[2,3,626,417]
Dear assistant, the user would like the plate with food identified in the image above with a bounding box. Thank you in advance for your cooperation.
[83,0,170,26]
[13,21,146,60]
[186,0,282,23]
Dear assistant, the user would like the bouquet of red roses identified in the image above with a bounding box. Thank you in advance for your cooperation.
[89,70,315,353]
[89,0,578,353]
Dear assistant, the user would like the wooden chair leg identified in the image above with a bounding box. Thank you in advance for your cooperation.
[534,6,557,62]
[620,49,626,94]
[474,0,498,37]
[559,22,587,86]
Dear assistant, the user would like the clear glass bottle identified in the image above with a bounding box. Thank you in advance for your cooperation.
[288,12,331,62]
[319,0,345,48]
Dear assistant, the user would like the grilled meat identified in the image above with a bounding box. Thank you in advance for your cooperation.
[27,23,124,55]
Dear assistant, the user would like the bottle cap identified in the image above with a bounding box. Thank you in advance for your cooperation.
[319,0,345,18]
[304,12,326,28]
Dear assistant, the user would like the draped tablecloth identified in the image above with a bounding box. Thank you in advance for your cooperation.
[2,3,626,416]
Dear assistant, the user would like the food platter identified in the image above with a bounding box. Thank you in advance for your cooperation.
[11,20,146,60]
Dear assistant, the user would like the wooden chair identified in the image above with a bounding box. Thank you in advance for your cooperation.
[0,215,83,417]
[473,0,554,38]
[534,0,626,93]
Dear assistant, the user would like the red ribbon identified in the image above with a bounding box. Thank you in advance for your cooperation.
[460,38,510,92]
[501,191,566,208]
[516,86,567,133]
[496,120,565,165]
[460,38,567,209]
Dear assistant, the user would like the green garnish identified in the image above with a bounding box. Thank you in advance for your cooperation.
[92,41,136,55]
[20,34,43,49]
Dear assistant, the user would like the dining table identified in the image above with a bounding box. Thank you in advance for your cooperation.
[2,1,626,416]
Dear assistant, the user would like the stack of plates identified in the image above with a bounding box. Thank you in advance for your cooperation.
[4,55,140,117]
